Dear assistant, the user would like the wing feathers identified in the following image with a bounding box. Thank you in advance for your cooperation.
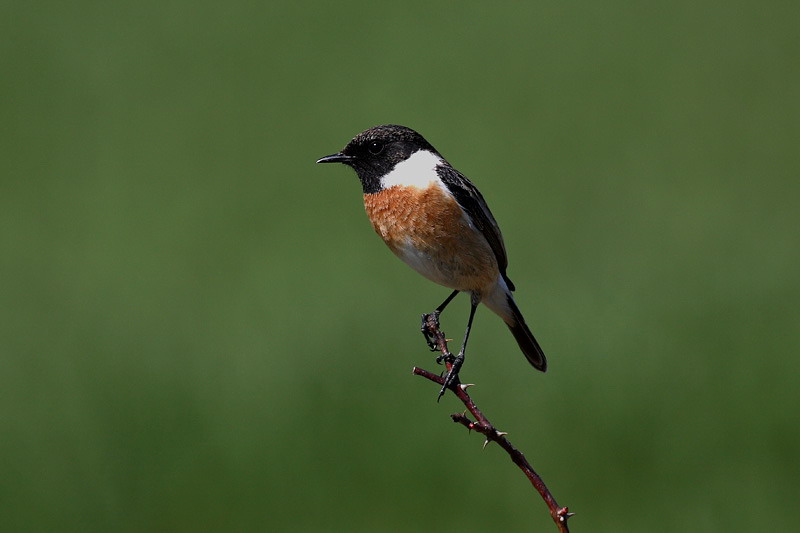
[436,164,515,291]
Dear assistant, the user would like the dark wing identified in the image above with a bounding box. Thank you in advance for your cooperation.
[437,164,515,291]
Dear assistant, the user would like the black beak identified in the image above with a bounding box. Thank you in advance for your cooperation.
[316,153,354,164]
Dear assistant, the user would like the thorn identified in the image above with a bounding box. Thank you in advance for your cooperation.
[459,383,475,390]
[482,438,490,450]
[495,431,508,438]
[557,507,574,521]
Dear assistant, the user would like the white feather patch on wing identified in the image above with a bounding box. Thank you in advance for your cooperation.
[380,149,444,190]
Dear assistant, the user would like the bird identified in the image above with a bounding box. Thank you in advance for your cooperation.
[317,125,547,396]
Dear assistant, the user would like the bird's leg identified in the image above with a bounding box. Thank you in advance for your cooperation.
[435,289,461,315]
[438,295,478,401]
[421,290,459,352]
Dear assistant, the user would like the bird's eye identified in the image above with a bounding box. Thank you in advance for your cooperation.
[367,141,384,155]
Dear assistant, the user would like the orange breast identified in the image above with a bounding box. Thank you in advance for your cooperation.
[363,184,499,293]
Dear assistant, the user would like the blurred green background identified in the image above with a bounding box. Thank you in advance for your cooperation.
[2,1,798,531]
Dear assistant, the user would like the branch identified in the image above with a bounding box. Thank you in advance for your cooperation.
[414,312,573,532]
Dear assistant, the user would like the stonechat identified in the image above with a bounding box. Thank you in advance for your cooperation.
[318,125,547,394]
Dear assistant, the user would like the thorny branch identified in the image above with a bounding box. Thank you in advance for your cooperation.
[414,312,572,532]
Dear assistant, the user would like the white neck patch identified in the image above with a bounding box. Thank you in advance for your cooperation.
[380,149,444,190]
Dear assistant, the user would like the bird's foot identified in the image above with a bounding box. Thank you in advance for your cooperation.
[421,311,441,351]
[437,351,464,401]
[435,351,454,365]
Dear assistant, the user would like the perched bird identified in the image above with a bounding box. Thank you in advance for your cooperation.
[317,125,547,394]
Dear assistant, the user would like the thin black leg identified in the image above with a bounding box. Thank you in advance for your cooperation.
[459,296,478,355]
[438,295,478,401]
[435,290,460,314]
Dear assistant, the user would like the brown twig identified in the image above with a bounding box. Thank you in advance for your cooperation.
[414,312,572,532]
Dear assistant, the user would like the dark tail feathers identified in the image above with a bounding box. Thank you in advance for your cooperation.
[506,296,547,372]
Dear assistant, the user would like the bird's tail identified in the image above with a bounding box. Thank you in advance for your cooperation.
[483,281,547,372]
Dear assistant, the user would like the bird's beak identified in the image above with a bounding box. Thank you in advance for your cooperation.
[316,153,354,164]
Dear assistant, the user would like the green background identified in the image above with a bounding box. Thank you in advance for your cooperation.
[2,2,798,531]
